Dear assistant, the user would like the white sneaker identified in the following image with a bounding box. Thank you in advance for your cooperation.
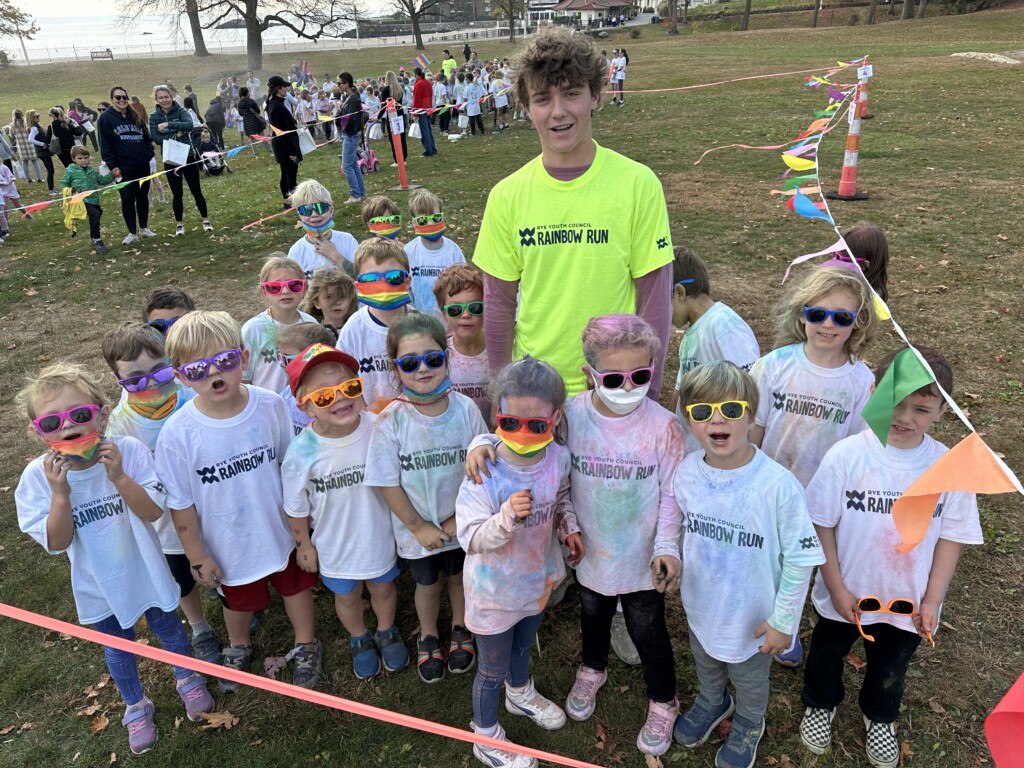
[174,224,185,236]
[139,227,157,238]
[800,707,835,755]
[863,715,899,768]
[471,722,537,768]
[565,666,607,721]
[202,220,214,232]
[504,677,566,730]
[122,233,139,245]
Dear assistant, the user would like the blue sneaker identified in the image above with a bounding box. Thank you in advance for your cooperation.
[774,635,803,667]
[375,626,410,672]
[715,714,765,768]
[674,692,735,748]
[351,633,381,679]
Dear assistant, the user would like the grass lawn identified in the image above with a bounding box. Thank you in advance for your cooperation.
[1,8,1023,767]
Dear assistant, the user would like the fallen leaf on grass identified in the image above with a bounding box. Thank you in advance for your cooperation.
[91,715,110,734]
[899,740,913,764]
[595,722,607,750]
[996,234,1008,241]
[77,702,102,717]
[846,652,867,671]
[0,726,15,736]
[779,755,798,768]
[716,718,731,740]
[197,710,239,731]
[928,699,946,714]
[264,655,287,679]
[110,752,117,764]
[617,685,630,693]
[22,287,38,296]
[174,717,183,730]
[18,723,35,733]
[643,754,664,768]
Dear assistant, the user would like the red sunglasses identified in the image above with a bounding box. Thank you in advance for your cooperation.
[262,279,307,295]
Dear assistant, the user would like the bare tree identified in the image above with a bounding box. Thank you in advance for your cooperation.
[740,0,752,30]
[866,0,878,23]
[121,0,210,56]
[811,0,820,26]
[389,0,444,51]
[901,0,914,19]
[185,0,211,56]
[915,0,928,17]
[492,0,525,42]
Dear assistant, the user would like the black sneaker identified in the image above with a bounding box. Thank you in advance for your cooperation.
[447,625,476,674]
[416,634,445,684]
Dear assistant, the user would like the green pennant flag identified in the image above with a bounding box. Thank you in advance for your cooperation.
[861,348,936,445]
[783,174,818,191]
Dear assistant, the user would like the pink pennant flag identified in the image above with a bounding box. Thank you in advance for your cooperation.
[782,237,847,283]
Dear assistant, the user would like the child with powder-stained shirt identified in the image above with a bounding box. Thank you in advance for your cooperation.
[276,322,337,436]
[435,263,490,421]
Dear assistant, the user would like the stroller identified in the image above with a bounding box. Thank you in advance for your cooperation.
[351,123,380,175]
[193,127,233,177]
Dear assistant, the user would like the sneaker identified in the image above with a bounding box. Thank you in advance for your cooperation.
[471,721,538,768]
[675,692,735,748]
[863,715,899,768]
[122,232,139,245]
[351,633,381,680]
[565,666,607,721]
[416,634,445,683]
[715,714,765,768]
[505,677,566,730]
[176,673,214,722]
[24,214,33,220]
[91,238,109,253]
[375,626,410,672]
[139,227,157,237]
[122,698,158,755]
[191,630,222,666]
[289,639,324,689]
[1,229,8,237]
[448,625,476,674]
[800,707,835,755]
[637,698,679,755]
[610,611,641,666]
[174,223,185,236]
[219,644,253,694]
[202,220,214,232]
[343,196,362,205]
[48,189,59,197]
[774,635,803,667]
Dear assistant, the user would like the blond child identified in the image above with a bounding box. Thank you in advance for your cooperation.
[286,180,359,278]
[404,189,467,319]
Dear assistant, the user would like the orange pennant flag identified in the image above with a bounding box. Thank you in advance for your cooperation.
[269,123,285,136]
[797,118,830,138]
[892,432,1023,552]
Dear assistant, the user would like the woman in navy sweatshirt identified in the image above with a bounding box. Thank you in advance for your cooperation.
[98,84,156,245]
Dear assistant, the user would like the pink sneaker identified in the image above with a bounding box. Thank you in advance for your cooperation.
[122,698,158,755]
[176,673,215,722]
[565,666,607,721]
[637,698,679,756]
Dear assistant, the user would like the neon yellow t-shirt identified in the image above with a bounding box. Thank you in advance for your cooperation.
[442,58,458,78]
[473,142,673,395]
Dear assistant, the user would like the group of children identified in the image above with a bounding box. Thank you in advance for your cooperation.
[16,163,979,768]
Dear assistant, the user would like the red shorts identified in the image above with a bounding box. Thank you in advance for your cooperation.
[219,551,317,613]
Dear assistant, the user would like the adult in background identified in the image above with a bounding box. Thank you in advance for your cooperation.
[246,71,263,104]
[26,110,58,195]
[97,85,157,244]
[8,110,42,183]
[236,86,266,158]
[129,96,148,123]
[441,49,458,79]
[69,100,99,151]
[265,75,302,208]
[475,28,673,399]
[379,70,408,168]
[337,72,365,205]
[463,42,471,62]
[49,107,82,174]
[412,67,437,157]
[204,96,227,147]
[150,85,212,237]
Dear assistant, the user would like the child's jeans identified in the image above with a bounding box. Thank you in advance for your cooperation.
[473,611,545,728]
[93,607,195,706]
[690,633,772,723]
[579,584,676,703]
[85,202,102,240]
[802,614,921,723]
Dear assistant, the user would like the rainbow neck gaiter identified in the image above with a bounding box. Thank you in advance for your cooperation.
[495,427,553,458]
[48,430,103,462]
[414,217,446,242]
[303,218,334,238]
[368,217,402,239]
[127,381,180,420]
[356,278,411,310]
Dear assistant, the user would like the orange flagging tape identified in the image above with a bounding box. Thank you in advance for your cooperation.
[0,601,604,768]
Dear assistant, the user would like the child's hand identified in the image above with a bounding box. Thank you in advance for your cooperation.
[651,555,681,594]
[96,440,125,484]
[440,515,458,538]
[313,238,341,265]
[754,622,792,656]
[914,600,940,642]
[414,522,451,551]
[189,556,223,589]
[465,444,497,484]
[296,543,319,573]
[509,489,532,519]
[565,532,585,566]
[43,451,72,494]
[827,585,860,625]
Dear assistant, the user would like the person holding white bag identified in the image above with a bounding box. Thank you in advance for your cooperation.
[149,85,212,237]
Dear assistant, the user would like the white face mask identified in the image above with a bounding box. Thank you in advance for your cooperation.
[594,382,650,415]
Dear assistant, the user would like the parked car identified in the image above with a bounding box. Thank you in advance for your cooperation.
[650,14,662,22]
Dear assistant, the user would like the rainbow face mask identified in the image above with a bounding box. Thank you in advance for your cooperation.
[495,413,556,458]
[303,218,335,238]
[355,269,411,310]
[413,213,446,242]
[368,215,402,240]
[48,430,103,462]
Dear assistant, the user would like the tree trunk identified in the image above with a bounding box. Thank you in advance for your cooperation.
[185,0,210,56]
[901,0,914,19]
[667,0,679,34]
[246,0,263,71]
[915,0,927,18]
[810,0,820,27]
[682,0,690,24]
[867,0,878,23]
[740,0,752,30]
[411,13,424,50]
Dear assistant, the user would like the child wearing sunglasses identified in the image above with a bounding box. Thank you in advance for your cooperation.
[361,195,403,241]
[102,323,221,667]
[286,180,359,278]
[455,357,583,768]
[143,284,196,337]
[16,363,214,755]
[336,238,416,413]
[156,311,322,692]
[276,322,338,436]
[241,254,317,394]
[404,189,467,321]
[799,346,981,768]
[365,314,488,685]
[303,267,358,332]
[434,263,490,420]
[282,344,408,680]
[673,361,824,768]
[749,267,877,666]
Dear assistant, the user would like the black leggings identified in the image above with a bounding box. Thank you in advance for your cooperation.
[117,165,151,234]
[278,157,299,201]
[206,123,225,148]
[40,154,56,190]
[164,162,208,222]
[469,115,485,135]
[57,150,73,171]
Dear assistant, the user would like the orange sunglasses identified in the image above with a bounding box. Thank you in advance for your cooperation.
[854,596,934,648]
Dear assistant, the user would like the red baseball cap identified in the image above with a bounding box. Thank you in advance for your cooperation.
[287,343,360,397]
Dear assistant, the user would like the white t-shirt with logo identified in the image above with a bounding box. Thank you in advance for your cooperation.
[456,444,576,635]
[404,236,467,321]
[337,305,409,413]
[106,383,195,554]
[566,392,685,596]
[364,392,487,559]
[155,386,295,586]
[282,412,397,580]
[279,385,313,437]
[448,336,490,420]
[287,231,359,279]
[16,436,179,628]
[242,309,318,393]
[806,430,983,635]
[672,301,760,452]
[750,343,873,487]
[674,448,825,663]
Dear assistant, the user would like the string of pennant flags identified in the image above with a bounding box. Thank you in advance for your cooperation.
[697,56,1022,552]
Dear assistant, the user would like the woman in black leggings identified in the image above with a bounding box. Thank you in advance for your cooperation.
[265,75,302,208]
[150,84,212,236]
[97,86,157,244]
